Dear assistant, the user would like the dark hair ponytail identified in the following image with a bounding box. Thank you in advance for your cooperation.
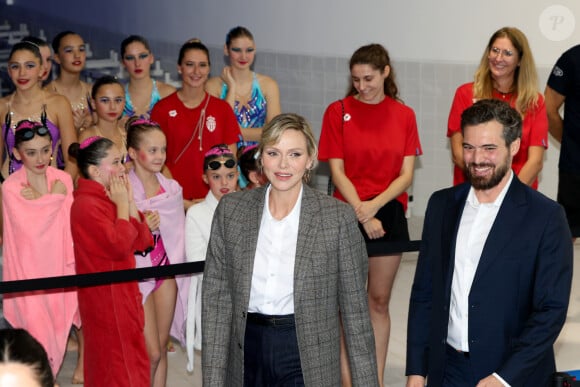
[68,137,114,179]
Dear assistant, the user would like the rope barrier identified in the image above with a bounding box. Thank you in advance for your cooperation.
[0,240,421,295]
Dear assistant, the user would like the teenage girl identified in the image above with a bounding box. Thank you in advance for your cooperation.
[206,26,281,147]
[121,35,175,119]
[45,31,92,132]
[0,41,77,178]
[80,75,127,162]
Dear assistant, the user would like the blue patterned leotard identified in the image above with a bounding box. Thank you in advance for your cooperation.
[124,79,161,118]
[220,72,267,143]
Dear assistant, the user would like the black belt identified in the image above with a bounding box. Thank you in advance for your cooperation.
[447,344,470,358]
[246,313,295,327]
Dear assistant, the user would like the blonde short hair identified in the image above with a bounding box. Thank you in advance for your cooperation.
[258,113,318,172]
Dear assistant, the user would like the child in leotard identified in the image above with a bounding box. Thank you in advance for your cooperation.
[126,116,188,386]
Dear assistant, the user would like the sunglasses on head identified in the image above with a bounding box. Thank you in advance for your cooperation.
[207,158,236,170]
[15,125,50,141]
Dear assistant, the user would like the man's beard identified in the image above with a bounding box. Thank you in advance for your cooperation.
[465,160,510,190]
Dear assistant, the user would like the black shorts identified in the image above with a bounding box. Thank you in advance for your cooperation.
[358,199,410,243]
[557,170,580,237]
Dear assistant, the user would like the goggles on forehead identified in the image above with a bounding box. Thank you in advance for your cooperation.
[14,121,50,141]
[207,158,236,170]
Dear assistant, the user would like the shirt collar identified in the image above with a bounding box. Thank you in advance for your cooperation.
[264,184,303,222]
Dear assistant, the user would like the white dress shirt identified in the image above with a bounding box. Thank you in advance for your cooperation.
[447,172,513,386]
[248,185,302,315]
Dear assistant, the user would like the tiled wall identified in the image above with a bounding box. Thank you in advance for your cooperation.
[254,52,556,216]
[1,6,558,216]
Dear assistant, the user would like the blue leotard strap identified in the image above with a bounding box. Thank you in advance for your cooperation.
[124,79,161,118]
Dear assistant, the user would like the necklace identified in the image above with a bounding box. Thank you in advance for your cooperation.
[174,93,211,163]
[493,87,514,100]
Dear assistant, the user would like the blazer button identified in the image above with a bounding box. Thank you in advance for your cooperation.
[238,342,242,349]
[242,311,246,318]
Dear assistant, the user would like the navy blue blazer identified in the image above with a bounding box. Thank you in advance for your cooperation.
[406,177,573,386]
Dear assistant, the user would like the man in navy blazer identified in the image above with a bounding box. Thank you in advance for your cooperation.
[406,99,573,387]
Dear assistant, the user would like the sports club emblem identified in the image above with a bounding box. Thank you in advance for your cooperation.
[206,116,216,132]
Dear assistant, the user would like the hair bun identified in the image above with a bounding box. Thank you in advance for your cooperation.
[186,38,202,44]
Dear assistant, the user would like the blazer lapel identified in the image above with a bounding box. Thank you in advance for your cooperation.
[471,178,527,287]
[293,185,321,300]
[444,185,470,300]
[236,188,267,308]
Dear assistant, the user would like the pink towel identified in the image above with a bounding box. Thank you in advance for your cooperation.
[2,167,80,375]
[129,170,189,345]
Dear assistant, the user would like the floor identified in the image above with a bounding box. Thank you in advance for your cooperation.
[49,217,580,386]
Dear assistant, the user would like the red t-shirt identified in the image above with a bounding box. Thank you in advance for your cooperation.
[447,83,548,188]
[318,95,422,208]
[151,92,241,200]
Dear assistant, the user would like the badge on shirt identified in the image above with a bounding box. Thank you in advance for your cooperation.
[206,116,216,132]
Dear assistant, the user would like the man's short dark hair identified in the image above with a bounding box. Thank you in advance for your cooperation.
[460,99,522,146]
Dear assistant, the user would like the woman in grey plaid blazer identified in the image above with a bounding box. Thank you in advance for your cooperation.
[202,113,378,386]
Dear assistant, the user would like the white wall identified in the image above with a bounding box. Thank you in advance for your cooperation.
[11,0,579,64]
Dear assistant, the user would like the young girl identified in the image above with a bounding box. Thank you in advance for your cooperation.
[80,75,128,162]
[184,144,238,371]
[69,136,152,387]
[237,144,267,189]
[1,119,79,378]
[45,31,92,132]
[126,117,188,387]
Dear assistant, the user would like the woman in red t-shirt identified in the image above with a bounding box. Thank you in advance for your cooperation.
[447,27,547,188]
[319,43,422,387]
[151,39,240,208]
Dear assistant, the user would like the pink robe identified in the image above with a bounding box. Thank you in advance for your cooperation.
[2,167,80,375]
[128,170,189,345]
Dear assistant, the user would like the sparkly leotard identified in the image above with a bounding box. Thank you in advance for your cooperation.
[2,104,64,175]
[51,82,90,112]
[220,72,267,148]
[91,125,129,163]
[124,79,161,118]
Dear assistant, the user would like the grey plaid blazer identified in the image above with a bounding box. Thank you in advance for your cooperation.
[202,184,379,386]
